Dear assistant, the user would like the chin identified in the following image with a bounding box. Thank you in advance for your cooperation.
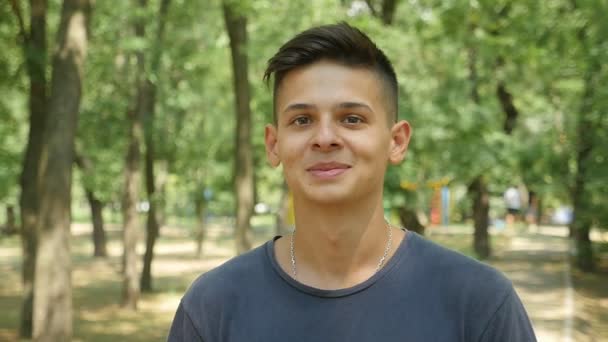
[301,186,359,205]
[308,194,349,204]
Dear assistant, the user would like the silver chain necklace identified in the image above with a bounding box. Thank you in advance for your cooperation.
[290,221,393,279]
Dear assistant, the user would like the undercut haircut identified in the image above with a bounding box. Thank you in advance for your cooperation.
[263,22,398,124]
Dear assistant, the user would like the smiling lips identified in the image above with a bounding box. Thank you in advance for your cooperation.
[307,162,351,179]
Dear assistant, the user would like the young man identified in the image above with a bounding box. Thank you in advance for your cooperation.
[168,23,536,341]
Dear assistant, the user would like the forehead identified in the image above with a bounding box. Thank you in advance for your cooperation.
[275,61,386,114]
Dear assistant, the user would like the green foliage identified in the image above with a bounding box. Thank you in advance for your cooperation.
[0,7,27,204]
[76,0,132,203]
[1,0,605,228]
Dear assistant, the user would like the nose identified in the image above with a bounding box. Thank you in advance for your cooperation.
[312,117,341,151]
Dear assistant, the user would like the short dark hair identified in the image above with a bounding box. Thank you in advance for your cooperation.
[263,22,398,124]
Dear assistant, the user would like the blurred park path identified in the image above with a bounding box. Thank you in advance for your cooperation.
[491,226,574,342]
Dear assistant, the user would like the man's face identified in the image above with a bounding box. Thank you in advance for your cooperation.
[265,61,411,204]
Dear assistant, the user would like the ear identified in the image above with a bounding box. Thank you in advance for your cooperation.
[388,120,411,165]
[265,124,281,168]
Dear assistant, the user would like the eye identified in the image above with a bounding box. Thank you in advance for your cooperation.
[342,115,364,125]
[292,116,312,126]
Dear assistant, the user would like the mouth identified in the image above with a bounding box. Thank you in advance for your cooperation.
[307,162,351,179]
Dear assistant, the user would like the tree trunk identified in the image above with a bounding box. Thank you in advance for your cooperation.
[467,45,480,103]
[9,0,48,337]
[86,189,107,257]
[122,105,142,310]
[140,78,159,292]
[466,30,491,259]
[572,218,593,271]
[121,56,144,308]
[569,68,597,272]
[397,206,425,235]
[223,2,254,254]
[141,160,168,285]
[140,132,160,291]
[195,196,207,258]
[75,153,108,257]
[140,184,159,292]
[156,160,169,228]
[4,205,17,235]
[32,1,91,340]
[140,0,171,293]
[469,176,491,259]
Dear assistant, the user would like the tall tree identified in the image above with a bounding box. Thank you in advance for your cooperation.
[570,66,597,271]
[223,0,254,254]
[75,0,133,262]
[121,107,142,309]
[365,0,427,234]
[121,0,147,309]
[466,3,522,259]
[31,0,91,340]
[140,0,172,292]
[466,20,491,259]
[568,2,603,271]
[9,0,48,337]
[75,152,107,257]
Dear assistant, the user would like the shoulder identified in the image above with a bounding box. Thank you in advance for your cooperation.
[172,242,273,340]
[406,232,514,309]
[408,232,510,278]
[181,242,269,314]
[406,233,533,340]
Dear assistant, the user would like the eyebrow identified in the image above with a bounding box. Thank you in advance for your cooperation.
[281,101,373,113]
[335,101,373,112]
[282,103,317,113]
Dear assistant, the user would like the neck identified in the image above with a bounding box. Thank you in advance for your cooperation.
[291,190,391,289]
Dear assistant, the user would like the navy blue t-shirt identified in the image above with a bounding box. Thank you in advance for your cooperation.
[168,231,536,341]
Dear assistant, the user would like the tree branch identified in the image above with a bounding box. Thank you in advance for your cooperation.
[364,0,379,17]
[381,0,398,25]
[496,81,519,135]
[150,0,171,73]
[9,0,28,43]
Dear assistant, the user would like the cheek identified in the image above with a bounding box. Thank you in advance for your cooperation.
[278,136,308,163]
[282,165,307,192]
[278,146,302,179]
[278,149,298,169]
[351,138,388,162]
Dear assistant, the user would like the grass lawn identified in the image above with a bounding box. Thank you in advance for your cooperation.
[571,240,608,341]
[1,221,232,341]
